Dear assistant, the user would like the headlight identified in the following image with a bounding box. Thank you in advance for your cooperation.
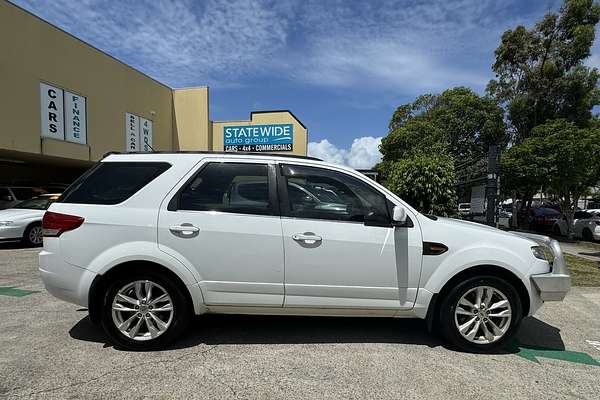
[531,246,549,261]
[0,221,13,226]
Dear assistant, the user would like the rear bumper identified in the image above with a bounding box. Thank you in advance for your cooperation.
[515,232,571,301]
[39,241,97,307]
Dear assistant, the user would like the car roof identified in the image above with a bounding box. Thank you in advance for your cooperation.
[101,151,365,176]
[104,151,322,162]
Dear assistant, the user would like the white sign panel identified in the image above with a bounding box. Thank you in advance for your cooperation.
[64,91,87,144]
[140,117,153,152]
[40,83,64,140]
[125,113,139,151]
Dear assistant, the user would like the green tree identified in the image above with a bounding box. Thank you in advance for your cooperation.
[380,87,506,163]
[384,153,457,216]
[501,119,600,236]
[487,0,600,143]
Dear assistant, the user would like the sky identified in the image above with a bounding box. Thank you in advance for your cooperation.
[11,0,599,168]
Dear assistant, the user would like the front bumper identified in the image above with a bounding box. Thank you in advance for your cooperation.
[515,232,571,301]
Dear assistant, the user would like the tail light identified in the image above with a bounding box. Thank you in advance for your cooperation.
[42,211,84,237]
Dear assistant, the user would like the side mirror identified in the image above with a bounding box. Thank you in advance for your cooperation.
[392,206,407,224]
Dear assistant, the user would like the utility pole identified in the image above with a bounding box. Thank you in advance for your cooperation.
[485,145,499,226]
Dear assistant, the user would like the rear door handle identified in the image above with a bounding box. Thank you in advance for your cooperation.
[292,233,322,243]
[169,224,199,237]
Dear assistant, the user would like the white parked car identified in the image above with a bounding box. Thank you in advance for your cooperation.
[39,153,570,352]
[0,194,60,246]
[553,210,600,241]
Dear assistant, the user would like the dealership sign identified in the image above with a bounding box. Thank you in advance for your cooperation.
[125,113,153,152]
[223,124,293,152]
[39,82,87,144]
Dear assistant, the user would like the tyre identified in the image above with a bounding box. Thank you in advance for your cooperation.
[22,223,43,247]
[438,275,522,353]
[582,228,594,242]
[100,270,191,350]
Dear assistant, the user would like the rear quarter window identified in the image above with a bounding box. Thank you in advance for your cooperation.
[60,162,170,205]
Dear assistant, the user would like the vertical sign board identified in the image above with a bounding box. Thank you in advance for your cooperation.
[40,83,64,140]
[64,91,87,144]
[125,113,139,151]
[223,124,293,152]
[140,117,153,152]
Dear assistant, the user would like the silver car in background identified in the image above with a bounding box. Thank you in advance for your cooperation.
[0,194,60,246]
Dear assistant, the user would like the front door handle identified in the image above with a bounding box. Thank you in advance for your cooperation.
[169,224,199,237]
[292,233,322,244]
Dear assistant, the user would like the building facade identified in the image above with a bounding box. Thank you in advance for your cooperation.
[0,1,308,186]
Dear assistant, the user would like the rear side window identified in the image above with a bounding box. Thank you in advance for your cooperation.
[61,162,170,205]
[177,162,273,215]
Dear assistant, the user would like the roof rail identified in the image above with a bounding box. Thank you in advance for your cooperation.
[102,150,322,161]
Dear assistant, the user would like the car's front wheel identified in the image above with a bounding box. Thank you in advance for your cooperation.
[100,271,191,350]
[438,276,522,353]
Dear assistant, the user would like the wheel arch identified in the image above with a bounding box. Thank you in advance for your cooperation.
[426,264,530,331]
[88,260,201,324]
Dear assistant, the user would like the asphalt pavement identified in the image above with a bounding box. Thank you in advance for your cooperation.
[1,244,599,399]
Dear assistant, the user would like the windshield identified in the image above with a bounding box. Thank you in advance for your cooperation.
[13,196,58,210]
[11,187,45,200]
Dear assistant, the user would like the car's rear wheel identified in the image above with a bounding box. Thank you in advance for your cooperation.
[582,228,594,242]
[23,223,43,247]
[100,270,191,350]
[438,276,522,353]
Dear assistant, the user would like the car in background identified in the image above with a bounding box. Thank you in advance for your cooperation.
[553,210,600,241]
[0,186,47,210]
[458,202,470,216]
[528,206,562,232]
[0,194,60,246]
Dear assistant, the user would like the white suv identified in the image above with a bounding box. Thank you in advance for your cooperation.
[39,152,570,351]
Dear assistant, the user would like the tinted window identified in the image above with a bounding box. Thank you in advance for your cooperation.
[178,163,272,215]
[574,211,592,219]
[13,195,59,210]
[11,187,45,200]
[281,164,389,223]
[61,162,170,205]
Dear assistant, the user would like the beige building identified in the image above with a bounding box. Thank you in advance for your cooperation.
[0,1,308,187]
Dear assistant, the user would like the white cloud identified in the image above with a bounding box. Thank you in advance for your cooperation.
[11,0,561,93]
[308,137,382,169]
[12,0,290,87]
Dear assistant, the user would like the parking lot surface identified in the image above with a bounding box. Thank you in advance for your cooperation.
[1,245,600,399]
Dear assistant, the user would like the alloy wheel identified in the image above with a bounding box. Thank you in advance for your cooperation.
[111,280,174,341]
[29,226,43,245]
[454,286,512,344]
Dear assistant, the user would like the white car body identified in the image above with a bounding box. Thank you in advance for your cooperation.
[0,194,60,244]
[39,153,570,350]
[554,210,600,241]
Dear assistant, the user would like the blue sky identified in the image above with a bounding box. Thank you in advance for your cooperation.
[12,0,599,167]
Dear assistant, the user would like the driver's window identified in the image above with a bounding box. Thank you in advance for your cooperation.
[281,164,389,223]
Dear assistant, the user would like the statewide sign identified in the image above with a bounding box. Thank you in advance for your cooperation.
[125,113,153,152]
[64,91,87,144]
[223,123,293,152]
[40,82,64,140]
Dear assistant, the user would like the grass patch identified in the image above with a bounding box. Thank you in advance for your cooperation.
[564,254,600,286]
[571,240,600,251]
